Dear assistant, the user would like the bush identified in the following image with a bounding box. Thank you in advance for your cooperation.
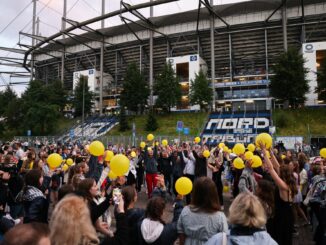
[274,110,291,128]
[145,111,158,131]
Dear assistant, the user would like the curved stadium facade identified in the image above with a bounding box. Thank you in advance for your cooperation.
[33,0,326,112]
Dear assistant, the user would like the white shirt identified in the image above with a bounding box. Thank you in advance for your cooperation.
[183,151,195,175]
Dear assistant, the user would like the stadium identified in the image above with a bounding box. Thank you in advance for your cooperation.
[17,0,324,143]
[29,0,326,110]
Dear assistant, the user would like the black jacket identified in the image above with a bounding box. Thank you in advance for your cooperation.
[158,155,172,175]
[126,208,145,245]
[101,213,130,245]
[89,195,110,224]
[23,196,49,224]
[193,151,207,177]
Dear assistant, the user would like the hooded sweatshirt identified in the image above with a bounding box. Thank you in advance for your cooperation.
[141,219,164,243]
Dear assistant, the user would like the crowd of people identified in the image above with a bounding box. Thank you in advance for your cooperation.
[0,139,325,245]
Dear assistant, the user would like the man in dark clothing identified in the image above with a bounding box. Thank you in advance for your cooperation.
[136,152,145,192]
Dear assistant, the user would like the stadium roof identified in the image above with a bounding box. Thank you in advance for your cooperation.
[40,0,325,50]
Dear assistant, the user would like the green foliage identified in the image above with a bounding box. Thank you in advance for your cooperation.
[119,107,130,132]
[145,110,158,131]
[270,48,309,107]
[73,75,94,117]
[20,80,63,135]
[0,86,21,138]
[0,86,18,116]
[274,110,291,128]
[154,62,181,112]
[189,70,212,110]
[316,59,326,101]
[120,63,149,114]
[44,80,67,111]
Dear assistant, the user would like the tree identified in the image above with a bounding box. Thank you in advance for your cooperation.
[270,48,309,107]
[316,59,326,101]
[44,80,67,111]
[145,110,158,131]
[154,62,181,112]
[120,63,149,114]
[119,106,130,132]
[189,70,212,110]
[0,86,17,116]
[73,75,94,117]
[20,80,61,135]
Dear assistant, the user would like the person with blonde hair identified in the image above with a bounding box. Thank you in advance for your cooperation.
[50,195,99,245]
[50,194,129,245]
[205,192,277,245]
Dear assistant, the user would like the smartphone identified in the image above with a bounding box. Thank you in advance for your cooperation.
[112,188,121,205]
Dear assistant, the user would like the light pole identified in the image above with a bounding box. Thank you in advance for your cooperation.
[82,76,85,141]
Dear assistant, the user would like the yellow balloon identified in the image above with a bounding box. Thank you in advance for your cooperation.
[162,139,168,146]
[233,143,245,155]
[62,164,69,171]
[175,177,193,195]
[223,146,229,152]
[155,142,159,146]
[320,148,326,158]
[140,141,146,148]
[147,134,154,141]
[228,149,232,154]
[108,170,117,180]
[194,137,201,144]
[233,157,245,169]
[248,143,256,152]
[223,185,229,193]
[66,158,73,166]
[105,150,114,161]
[244,151,254,160]
[281,154,286,159]
[89,141,105,156]
[218,142,225,149]
[255,133,273,149]
[131,151,136,158]
[110,154,130,176]
[251,155,263,168]
[203,150,210,158]
[47,153,63,169]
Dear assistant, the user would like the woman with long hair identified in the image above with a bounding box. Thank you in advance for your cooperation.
[177,177,228,245]
[261,145,298,245]
[76,178,110,225]
[206,193,277,245]
[256,179,275,235]
[22,169,49,224]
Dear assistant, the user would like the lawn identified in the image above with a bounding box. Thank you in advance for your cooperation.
[107,112,209,137]
[272,108,326,137]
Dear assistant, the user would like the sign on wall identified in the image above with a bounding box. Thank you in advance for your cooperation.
[202,111,271,145]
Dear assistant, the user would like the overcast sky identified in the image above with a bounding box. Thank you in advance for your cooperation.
[0,0,247,95]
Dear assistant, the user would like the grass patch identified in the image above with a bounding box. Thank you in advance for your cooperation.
[107,112,209,137]
[273,108,326,137]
